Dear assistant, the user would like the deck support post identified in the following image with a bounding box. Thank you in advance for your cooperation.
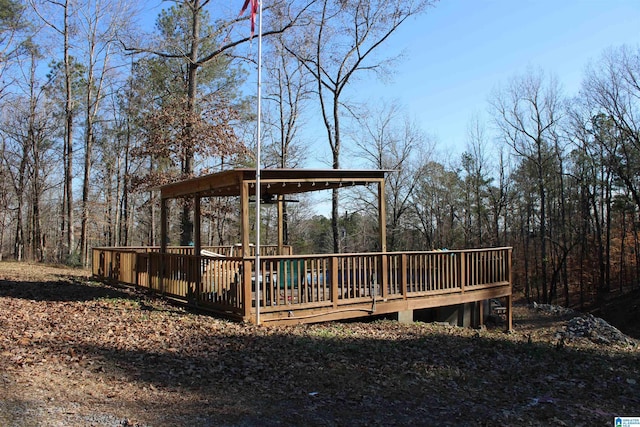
[396,310,413,324]
[507,248,513,332]
[505,294,513,332]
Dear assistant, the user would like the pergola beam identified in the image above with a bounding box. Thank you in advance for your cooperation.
[157,169,389,257]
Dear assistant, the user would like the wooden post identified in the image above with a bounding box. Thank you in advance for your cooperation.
[241,182,251,258]
[401,253,408,299]
[506,247,513,332]
[331,256,339,309]
[194,196,202,304]
[460,251,466,293]
[243,259,253,322]
[240,181,252,321]
[160,197,167,295]
[277,195,284,255]
[381,253,388,299]
[505,294,513,332]
[378,179,387,253]
[194,196,201,253]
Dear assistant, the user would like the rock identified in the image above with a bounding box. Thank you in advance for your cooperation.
[532,302,576,316]
[557,314,637,347]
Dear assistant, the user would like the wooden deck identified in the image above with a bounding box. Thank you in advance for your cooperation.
[92,246,512,328]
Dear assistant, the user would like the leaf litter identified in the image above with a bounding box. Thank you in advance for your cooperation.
[0,261,638,426]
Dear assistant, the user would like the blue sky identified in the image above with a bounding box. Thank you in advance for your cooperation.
[346,0,640,159]
[138,0,640,164]
[135,0,640,216]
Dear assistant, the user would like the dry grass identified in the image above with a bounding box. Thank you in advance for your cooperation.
[0,261,638,426]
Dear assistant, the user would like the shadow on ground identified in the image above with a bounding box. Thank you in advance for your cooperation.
[1,267,639,426]
[0,277,138,302]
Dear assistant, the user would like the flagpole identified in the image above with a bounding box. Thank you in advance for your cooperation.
[254,0,263,325]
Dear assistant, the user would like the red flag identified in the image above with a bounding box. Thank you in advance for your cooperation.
[240,0,259,37]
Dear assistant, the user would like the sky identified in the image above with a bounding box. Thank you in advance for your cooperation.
[134,0,640,216]
[339,0,640,160]
[138,0,640,164]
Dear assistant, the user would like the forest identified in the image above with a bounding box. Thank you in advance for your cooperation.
[1,0,639,311]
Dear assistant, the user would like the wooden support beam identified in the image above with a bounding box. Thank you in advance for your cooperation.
[507,248,513,332]
[505,294,513,332]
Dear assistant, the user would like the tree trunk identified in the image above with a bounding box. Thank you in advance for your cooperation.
[63,0,74,262]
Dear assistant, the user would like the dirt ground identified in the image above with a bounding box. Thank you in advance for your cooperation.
[0,261,638,426]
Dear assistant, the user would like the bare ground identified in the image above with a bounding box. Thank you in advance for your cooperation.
[0,261,638,426]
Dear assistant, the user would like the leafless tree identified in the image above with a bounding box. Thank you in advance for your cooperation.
[124,0,316,246]
[76,0,135,266]
[349,100,431,250]
[582,46,640,213]
[0,43,56,261]
[287,0,435,252]
[490,69,564,303]
[30,0,78,261]
[460,116,492,247]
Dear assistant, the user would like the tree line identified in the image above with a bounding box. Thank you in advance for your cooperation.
[0,0,638,308]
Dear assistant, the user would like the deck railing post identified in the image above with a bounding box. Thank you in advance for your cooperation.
[380,253,388,299]
[159,198,167,295]
[242,259,253,322]
[134,253,139,286]
[460,251,466,293]
[331,256,339,309]
[507,247,513,332]
[401,253,408,298]
[508,247,513,285]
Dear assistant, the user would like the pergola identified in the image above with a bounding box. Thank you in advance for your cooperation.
[157,168,389,256]
[93,168,512,328]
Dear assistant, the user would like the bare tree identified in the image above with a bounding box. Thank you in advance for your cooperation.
[412,159,464,250]
[261,28,314,245]
[460,116,492,247]
[0,0,29,98]
[349,101,430,250]
[288,0,435,252]
[582,46,640,213]
[30,0,78,262]
[125,0,315,246]
[0,43,56,261]
[262,29,312,170]
[490,69,563,303]
[75,0,135,266]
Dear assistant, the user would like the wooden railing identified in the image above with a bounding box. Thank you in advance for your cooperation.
[94,245,292,257]
[92,247,512,324]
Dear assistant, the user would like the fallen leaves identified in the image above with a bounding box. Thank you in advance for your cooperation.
[0,262,639,426]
